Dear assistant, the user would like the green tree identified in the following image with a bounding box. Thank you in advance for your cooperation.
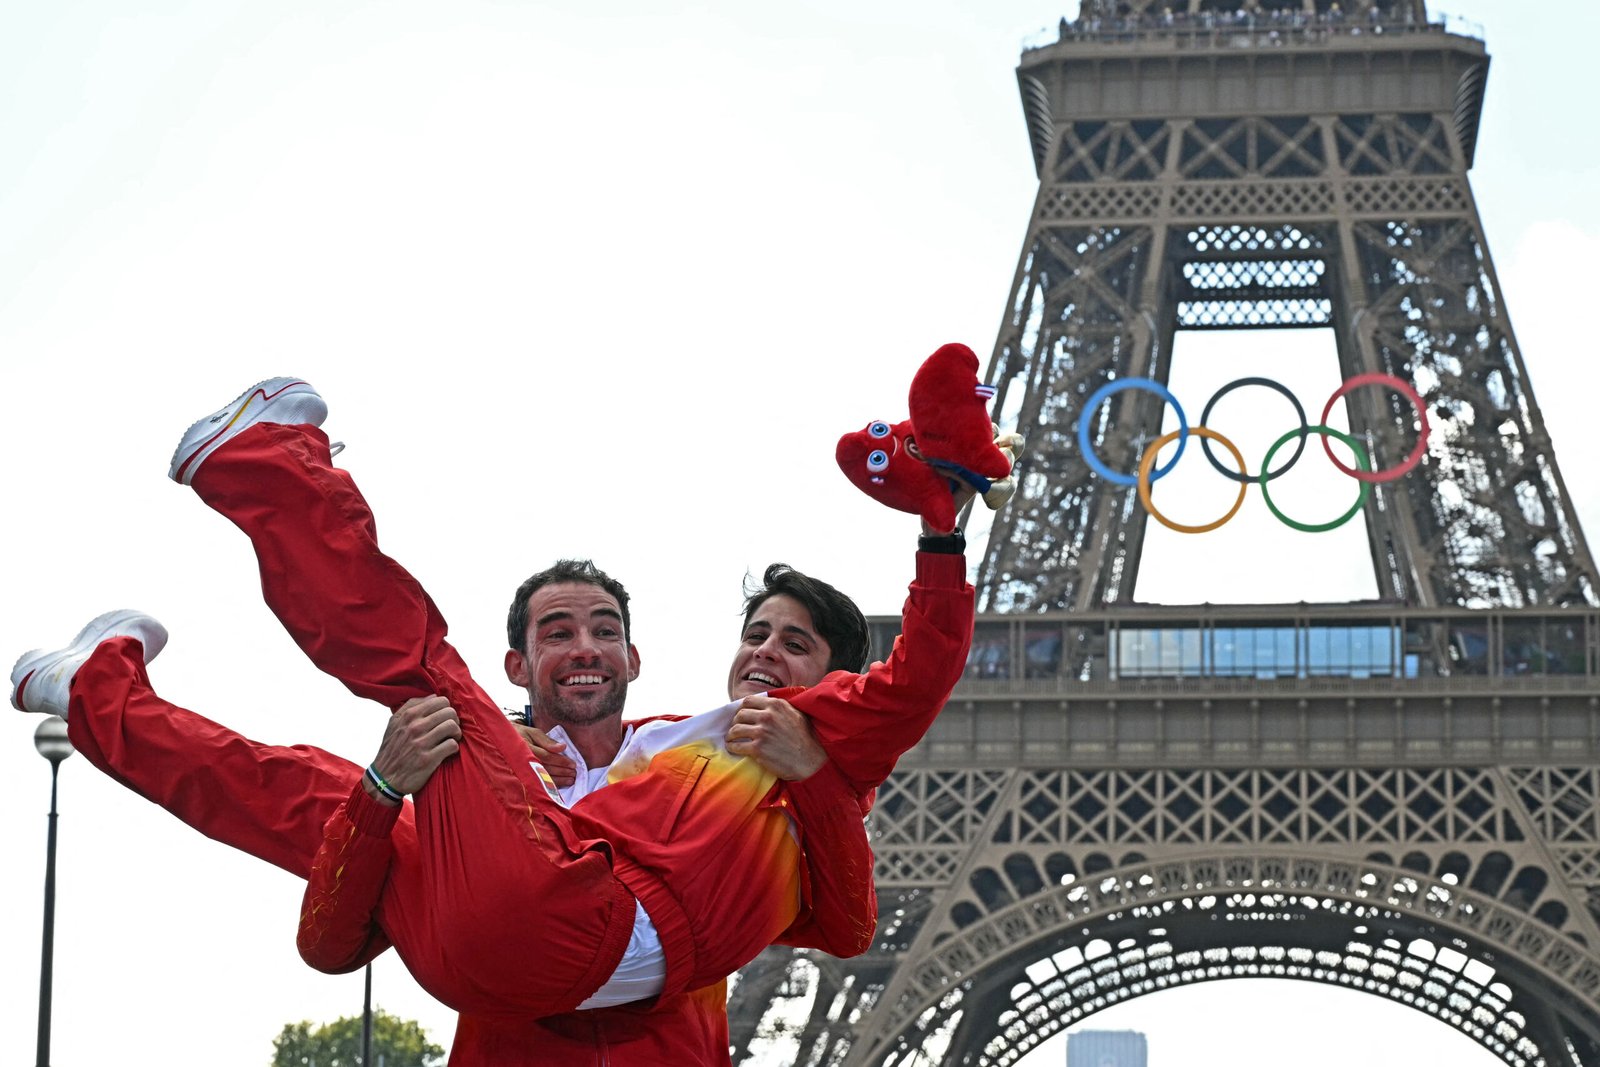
[271,1008,444,1067]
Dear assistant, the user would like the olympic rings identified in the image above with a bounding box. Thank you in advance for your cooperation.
[1318,372,1431,483]
[1138,427,1249,533]
[1078,377,1188,486]
[1074,371,1429,533]
[1259,426,1371,532]
[1199,377,1307,484]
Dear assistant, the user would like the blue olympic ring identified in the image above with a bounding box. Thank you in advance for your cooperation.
[1077,377,1189,486]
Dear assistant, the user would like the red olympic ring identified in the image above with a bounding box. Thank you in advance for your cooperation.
[1318,372,1431,483]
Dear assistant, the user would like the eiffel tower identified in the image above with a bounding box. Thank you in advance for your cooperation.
[727,1,1600,1064]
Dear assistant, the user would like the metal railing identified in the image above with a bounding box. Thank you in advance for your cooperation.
[869,603,1600,687]
[1022,13,1479,54]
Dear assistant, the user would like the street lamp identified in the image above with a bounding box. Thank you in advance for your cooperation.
[34,717,73,1067]
[362,962,374,1066]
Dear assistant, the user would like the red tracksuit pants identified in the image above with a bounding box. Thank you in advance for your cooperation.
[120,421,634,1018]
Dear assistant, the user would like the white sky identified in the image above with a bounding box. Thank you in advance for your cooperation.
[2,2,1596,1065]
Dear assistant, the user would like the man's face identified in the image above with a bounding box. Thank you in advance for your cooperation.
[507,581,640,730]
[726,593,834,700]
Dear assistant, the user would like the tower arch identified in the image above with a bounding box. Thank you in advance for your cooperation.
[864,852,1600,1065]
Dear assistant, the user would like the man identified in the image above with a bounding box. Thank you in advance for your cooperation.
[308,560,881,1061]
[13,374,978,1059]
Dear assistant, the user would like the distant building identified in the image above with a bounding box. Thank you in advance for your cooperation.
[1065,1029,1147,1067]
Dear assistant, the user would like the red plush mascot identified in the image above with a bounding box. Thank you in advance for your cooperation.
[836,342,1024,530]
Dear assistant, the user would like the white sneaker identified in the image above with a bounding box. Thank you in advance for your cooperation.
[10,610,169,718]
[168,378,327,485]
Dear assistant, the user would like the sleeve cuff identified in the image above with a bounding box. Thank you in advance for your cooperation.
[345,781,404,837]
[785,759,856,805]
[915,549,969,588]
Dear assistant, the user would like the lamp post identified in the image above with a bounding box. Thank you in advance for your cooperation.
[34,717,73,1067]
[362,962,374,1066]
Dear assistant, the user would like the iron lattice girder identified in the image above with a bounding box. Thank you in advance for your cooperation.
[1350,218,1598,607]
[1175,245,1333,329]
[722,606,1600,1062]
[976,112,1599,610]
[945,896,1591,1066]
[1176,255,1329,302]
[1017,20,1489,173]
[883,602,1600,773]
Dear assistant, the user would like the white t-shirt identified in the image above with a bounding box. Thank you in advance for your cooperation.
[542,722,636,806]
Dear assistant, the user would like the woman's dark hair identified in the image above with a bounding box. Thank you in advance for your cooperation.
[741,563,869,673]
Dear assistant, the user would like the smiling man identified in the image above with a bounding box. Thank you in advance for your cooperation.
[505,559,642,776]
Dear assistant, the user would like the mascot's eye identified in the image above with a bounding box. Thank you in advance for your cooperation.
[867,449,890,473]
[868,421,891,439]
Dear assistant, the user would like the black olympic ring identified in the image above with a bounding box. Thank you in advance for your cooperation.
[1198,376,1308,484]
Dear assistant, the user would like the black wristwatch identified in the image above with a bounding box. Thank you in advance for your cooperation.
[918,529,966,554]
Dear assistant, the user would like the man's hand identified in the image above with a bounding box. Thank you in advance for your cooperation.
[726,695,828,781]
[512,723,578,787]
[367,696,462,805]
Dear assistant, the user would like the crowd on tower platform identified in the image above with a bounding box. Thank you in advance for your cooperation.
[1052,4,1435,47]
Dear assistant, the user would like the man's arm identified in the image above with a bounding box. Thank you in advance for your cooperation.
[296,697,460,973]
[298,784,400,972]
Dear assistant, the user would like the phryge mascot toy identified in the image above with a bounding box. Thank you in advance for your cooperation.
[836,342,1025,529]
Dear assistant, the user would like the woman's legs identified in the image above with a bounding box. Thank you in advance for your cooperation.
[186,419,632,1012]
[68,635,365,879]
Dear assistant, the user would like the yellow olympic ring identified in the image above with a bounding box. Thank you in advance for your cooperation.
[1137,426,1249,534]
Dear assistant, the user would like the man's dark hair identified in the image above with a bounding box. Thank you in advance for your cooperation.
[742,563,870,674]
[507,559,632,650]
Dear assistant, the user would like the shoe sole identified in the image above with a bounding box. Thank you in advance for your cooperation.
[168,377,326,485]
[11,609,169,714]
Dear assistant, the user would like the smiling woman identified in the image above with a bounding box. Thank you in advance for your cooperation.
[727,563,869,700]
[730,599,833,695]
